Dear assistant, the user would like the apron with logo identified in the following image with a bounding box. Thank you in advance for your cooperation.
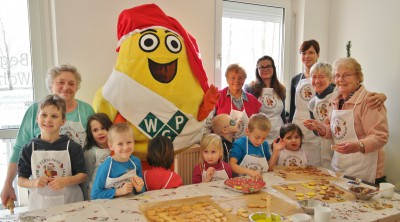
[330,88,377,183]
[230,96,249,139]
[310,92,335,169]
[259,88,284,144]
[277,149,308,166]
[88,148,111,197]
[238,137,269,176]
[143,171,173,190]
[105,157,138,190]
[29,140,83,210]
[201,163,229,182]
[292,75,321,166]
[102,69,205,150]
[60,102,87,148]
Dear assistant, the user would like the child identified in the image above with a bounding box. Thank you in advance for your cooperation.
[82,113,113,200]
[211,114,240,163]
[270,123,307,168]
[17,95,87,211]
[230,113,276,179]
[91,123,145,200]
[192,133,233,183]
[143,135,183,191]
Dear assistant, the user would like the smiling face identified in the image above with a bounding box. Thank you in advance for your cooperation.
[334,63,360,98]
[301,46,319,69]
[226,70,246,95]
[311,70,331,94]
[90,120,109,149]
[109,132,134,162]
[37,105,66,136]
[51,71,78,103]
[202,143,222,166]
[257,59,274,81]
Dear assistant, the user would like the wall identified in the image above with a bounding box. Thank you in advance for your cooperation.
[52,0,216,104]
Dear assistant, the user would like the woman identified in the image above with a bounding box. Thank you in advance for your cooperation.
[245,56,286,144]
[1,64,94,206]
[215,64,261,138]
[307,57,388,183]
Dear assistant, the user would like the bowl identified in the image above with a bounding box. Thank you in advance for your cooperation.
[298,199,327,214]
[224,177,265,194]
[349,186,378,200]
[249,212,283,222]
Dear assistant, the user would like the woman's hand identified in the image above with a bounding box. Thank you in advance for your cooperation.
[303,119,326,136]
[331,142,360,154]
[33,177,49,188]
[366,92,386,110]
[48,177,67,190]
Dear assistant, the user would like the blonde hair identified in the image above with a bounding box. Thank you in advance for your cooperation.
[108,123,134,144]
[198,133,223,171]
[247,113,271,132]
[225,63,247,79]
[333,57,364,83]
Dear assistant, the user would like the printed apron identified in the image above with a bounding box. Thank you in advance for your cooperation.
[330,89,377,183]
[88,148,111,197]
[230,96,249,139]
[277,149,308,166]
[292,75,321,166]
[60,102,87,148]
[105,158,138,190]
[102,69,205,150]
[201,163,229,182]
[311,93,335,169]
[143,171,173,190]
[259,88,284,144]
[29,140,83,210]
[238,137,269,176]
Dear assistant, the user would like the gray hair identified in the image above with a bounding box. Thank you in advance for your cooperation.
[46,64,82,92]
[310,62,333,80]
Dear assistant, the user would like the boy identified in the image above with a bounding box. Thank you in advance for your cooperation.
[91,123,144,200]
[18,95,87,210]
[211,114,240,163]
[229,113,279,179]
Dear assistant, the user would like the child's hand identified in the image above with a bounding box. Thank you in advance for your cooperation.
[33,177,49,188]
[204,167,215,182]
[272,138,285,152]
[247,169,262,180]
[117,182,133,196]
[48,177,67,191]
[132,176,144,192]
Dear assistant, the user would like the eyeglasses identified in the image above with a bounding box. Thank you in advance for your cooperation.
[224,119,236,128]
[257,65,273,71]
[334,73,356,79]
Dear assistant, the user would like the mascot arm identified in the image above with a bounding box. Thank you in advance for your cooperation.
[92,87,119,122]
[197,84,220,121]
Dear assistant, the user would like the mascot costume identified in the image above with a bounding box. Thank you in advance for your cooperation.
[93,4,219,162]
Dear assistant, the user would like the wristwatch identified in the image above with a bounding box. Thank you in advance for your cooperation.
[359,141,365,153]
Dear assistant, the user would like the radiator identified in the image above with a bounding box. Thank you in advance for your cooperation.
[174,145,201,185]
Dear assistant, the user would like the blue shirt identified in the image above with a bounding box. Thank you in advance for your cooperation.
[91,155,145,200]
[229,136,271,165]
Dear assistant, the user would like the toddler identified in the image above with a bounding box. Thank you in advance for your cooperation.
[211,114,240,163]
[192,133,233,183]
[82,113,113,200]
[91,123,144,199]
[143,136,183,191]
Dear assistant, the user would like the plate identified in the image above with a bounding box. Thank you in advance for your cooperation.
[224,177,266,193]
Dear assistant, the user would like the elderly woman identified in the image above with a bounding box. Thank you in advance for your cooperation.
[306,58,388,183]
[215,64,261,138]
[1,64,94,206]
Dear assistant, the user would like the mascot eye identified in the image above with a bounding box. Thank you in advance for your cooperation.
[165,35,182,53]
[139,33,160,52]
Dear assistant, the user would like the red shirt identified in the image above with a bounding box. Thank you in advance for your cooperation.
[192,159,233,184]
[215,87,261,117]
[143,167,183,191]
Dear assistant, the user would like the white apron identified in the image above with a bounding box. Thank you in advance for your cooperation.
[310,92,335,170]
[330,89,377,183]
[292,75,321,166]
[102,69,205,150]
[277,149,308,166]
[60,102,87,148]
[88,148,111,197]
[105,157,138,189]
[29,140,83,210]
[238,137,269,176]
[143,171,173,190]
[259,88,284,144]
[230,96,249,139]
[201,163,229,182]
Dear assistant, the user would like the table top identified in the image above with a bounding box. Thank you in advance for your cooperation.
[15,171,400,222]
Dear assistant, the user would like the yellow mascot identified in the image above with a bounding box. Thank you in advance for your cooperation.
[93,4,219,162]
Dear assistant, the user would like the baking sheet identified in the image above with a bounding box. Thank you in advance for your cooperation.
[273,165,341,181]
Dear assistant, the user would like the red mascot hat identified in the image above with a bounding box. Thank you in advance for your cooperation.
[116,3,209,93]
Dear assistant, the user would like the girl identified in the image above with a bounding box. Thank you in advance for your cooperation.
[82,113,113,200]
[270,123,307,168]
[143,136,183,191]
[192,133,233,184]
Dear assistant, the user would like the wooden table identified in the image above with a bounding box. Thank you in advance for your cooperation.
[16,171,400,222]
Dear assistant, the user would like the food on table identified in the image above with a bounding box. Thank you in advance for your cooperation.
[224,177,266,193]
